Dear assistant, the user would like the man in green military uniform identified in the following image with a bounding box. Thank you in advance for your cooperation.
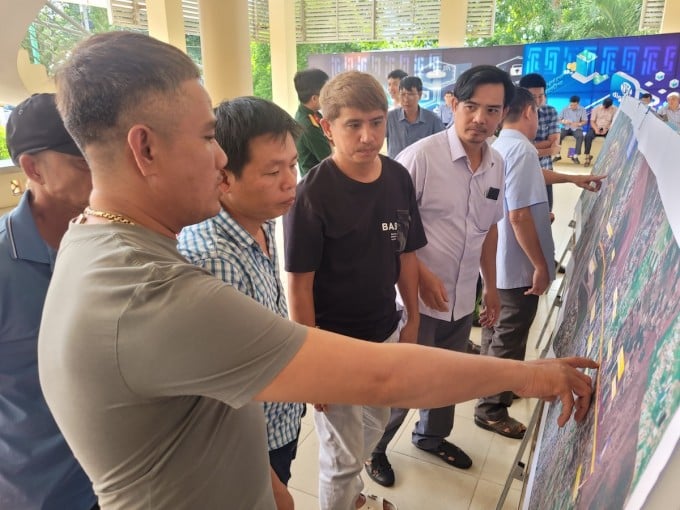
[294,68,331,177]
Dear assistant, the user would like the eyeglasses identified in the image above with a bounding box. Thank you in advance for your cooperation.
[399,91,419,99]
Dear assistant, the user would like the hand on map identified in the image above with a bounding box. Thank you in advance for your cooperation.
[516,357,599,426]
[571,173,607,192]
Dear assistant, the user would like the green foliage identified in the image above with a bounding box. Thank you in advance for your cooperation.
[468,0,560,47]
[186,34,202,66]
[252,42,273,100]
[0,126,10,161]
[21,2,112,75]
[468,0,647,47]
[555,0,650,40]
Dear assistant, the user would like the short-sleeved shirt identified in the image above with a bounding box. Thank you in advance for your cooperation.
[492,129,556,289]
[560,105,588,126]
[38,223,307,509]
[396,129,505,321]
[284,156,427,341]
[536,104,559,170]
[386,107,445,159]
[295,104,332,177]
[658,105,680,129]
[0,191,96,510]
[178,209,305,451]
[438,103,454,128]
[590,105,617,130]
[178,211,305,451]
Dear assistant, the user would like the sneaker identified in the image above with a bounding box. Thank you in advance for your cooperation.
[571,156,581,164]
[365,453,395,487]
[584,154,593,167]
[552,155,562,162]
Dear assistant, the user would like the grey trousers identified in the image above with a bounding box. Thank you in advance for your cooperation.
[315,327,399,510]
[475,288,539,421]
[372,313,473,453]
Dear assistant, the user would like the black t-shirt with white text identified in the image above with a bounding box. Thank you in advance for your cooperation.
[284,156,427,341]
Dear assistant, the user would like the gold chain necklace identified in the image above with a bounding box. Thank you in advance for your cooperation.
[83,207,136,225]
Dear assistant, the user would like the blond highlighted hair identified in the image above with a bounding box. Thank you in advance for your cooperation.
[320,71,388,122]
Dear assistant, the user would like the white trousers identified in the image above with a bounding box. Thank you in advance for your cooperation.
[315,326,399,510]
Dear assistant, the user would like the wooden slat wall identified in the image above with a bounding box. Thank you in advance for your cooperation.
[110,0,493,44]
[640,0,665,31]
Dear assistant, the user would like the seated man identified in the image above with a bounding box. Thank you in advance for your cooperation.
[556,95,587,164]
[584,97,617,166]
[639,93,652,106]
[658,91,680,130]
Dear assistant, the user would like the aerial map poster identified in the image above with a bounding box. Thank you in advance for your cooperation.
[524,98,680,510]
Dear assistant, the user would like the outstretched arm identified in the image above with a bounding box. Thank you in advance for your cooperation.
[256,328,598,428]
[542,169,606,192]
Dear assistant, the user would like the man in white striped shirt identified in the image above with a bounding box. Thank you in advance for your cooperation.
[178,97,302,510]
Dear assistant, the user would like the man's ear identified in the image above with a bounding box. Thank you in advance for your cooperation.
[19,153,44,185]
[220,168,233,194]
[127,124,157,177]
[320,118,332,141]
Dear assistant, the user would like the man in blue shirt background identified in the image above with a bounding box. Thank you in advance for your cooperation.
[0,93,96,509]
[386,76,444,158]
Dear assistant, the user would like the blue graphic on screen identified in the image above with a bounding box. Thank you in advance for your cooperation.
[523,34,680,114]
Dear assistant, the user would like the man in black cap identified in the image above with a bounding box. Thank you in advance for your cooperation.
[0,93,95,510]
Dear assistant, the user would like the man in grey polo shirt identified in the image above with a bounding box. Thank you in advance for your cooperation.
[367,65,513,486]
[386,76,444,159]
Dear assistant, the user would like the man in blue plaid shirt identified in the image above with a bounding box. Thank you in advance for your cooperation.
[519,74,560,210]
[178,97,303,510]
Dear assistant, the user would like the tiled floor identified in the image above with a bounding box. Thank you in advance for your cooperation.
[281,163,591,509]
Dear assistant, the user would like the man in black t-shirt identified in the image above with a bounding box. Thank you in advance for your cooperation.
[284,71,426,510]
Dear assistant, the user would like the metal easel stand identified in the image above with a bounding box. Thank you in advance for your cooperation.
[495,221,575,510]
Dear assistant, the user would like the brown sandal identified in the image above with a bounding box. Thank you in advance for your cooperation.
[474,415,526,439]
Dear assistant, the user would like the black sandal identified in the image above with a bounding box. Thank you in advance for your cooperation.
[416,440,472,469]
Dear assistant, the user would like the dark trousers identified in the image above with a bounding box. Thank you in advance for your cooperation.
[475,288,539,421]
[372,313,473,453]
[559,127,584,154]
[584,130,607,154]
[269,436,300,485]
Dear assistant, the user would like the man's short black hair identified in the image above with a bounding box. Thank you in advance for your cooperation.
[602,97,614,108]
[294,68,329,104]
[215,96,301,178]
[444,90,454,96]
[640,93,652,100]
[504,87,536,123]
[387,69,408,81]
[518,73,547,90]
[453,65,515,107]
[569,95,581,103]
[399,76,422,93]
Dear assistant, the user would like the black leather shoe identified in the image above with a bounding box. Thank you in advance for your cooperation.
[365,452,395,487]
